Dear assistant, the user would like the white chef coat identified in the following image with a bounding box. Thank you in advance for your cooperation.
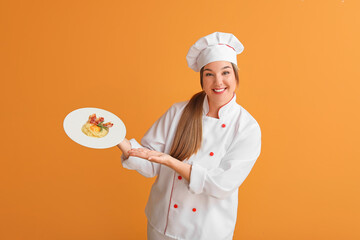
[121,94,261,240]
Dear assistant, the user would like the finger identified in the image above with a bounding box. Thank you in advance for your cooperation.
[129,151,149,158]
[148,156,158,162]
[148,156,165,163]
[146,150,163,157]
[129,148,148,155]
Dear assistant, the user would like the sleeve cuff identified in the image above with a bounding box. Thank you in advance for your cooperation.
[121,138,158,178]
[120,138,143,170]
[189,162,206,194]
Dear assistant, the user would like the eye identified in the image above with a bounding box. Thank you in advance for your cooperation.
[205,73,213,77]
[222,71,230,75]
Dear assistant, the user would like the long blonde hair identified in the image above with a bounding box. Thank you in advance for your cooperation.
[169,63,239,161]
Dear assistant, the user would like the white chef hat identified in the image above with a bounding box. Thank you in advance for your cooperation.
[186,32,244,72]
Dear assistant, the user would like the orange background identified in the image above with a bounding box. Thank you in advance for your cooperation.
[1,0,359,239]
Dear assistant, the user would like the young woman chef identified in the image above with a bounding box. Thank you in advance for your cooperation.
[117,32,261,240]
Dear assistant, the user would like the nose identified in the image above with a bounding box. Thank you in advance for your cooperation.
[214,74,224,85]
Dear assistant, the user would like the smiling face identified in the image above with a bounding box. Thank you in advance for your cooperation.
[201,61,238,108]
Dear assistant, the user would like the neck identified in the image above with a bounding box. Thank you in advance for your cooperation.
[207,101,222,118]
[206,94,234,118]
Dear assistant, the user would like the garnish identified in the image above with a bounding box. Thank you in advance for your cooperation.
[88,114,113,132]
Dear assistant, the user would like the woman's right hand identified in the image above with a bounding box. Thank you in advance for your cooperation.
[117,138,131,159]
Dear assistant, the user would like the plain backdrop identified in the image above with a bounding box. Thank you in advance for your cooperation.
[1,0,359,239]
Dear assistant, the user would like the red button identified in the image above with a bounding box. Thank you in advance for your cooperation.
[210,152,214,156]
[222,124,226,128]
[174,204,178,208]
[178,176,182,180]
[192,208,197,212]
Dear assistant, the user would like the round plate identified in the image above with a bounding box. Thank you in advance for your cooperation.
[63,107,126,149]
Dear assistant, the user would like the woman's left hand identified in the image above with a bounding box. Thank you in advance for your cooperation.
[128,148,173,165]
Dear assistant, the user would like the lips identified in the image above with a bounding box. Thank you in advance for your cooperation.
[213,88,226,93]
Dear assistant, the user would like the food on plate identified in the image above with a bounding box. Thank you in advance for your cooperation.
[81,113,113,138]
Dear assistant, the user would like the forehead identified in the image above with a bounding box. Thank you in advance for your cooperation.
[203,61,232,71]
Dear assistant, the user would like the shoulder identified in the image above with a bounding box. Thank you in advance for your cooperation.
[170,100,189,111]
[165,100,189,117]
[239,105,260,127]
[236,103,261,138]
[223,104,262,156]
[154,100,189,124]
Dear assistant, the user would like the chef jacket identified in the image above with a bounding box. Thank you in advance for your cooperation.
[121,94,261,240]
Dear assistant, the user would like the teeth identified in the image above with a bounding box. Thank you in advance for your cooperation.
[214,88,225,92]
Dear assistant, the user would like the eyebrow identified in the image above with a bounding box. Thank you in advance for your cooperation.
[203,66,231,72]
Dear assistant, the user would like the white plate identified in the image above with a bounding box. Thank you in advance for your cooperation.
[63,107,126,149]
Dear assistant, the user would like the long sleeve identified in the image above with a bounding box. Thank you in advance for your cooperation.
[189,119,261,199]
[121,138,160,178]
[121,104,179,178]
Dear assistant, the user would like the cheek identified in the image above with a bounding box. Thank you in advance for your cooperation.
[225,77,235,85]
[226,79,237,91]
[202,78,212,89]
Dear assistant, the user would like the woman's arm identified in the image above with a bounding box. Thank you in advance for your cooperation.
[118,103,183,178]
[117,138,131,159]
[128,148,192,182]
[188,121,261,199]
[166,157,192,182]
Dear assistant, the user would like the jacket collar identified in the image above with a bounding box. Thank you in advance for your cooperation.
[203,93,237,119]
